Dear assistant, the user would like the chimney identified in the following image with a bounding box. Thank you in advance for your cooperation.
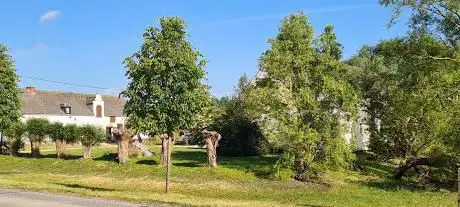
[25,86,36,94]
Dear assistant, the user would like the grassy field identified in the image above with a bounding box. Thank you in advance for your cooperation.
[0,144,456,207]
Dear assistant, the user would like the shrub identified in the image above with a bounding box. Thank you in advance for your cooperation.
[78,125,105,159]
[25,118,50,157]
[4,122,26,156]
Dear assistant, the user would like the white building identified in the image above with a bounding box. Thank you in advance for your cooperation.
[21,86,126,136]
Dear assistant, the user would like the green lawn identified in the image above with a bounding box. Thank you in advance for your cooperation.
[0,144,455,207]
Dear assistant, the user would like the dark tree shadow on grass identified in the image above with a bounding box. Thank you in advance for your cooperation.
[351,179,430,192]
[296,204,332,207]
[93,152,118,163]
[54,183,115,192]
[173,162,201,167]
[171,150,279,179]
[136,159,159,166]
[16,153,82,160]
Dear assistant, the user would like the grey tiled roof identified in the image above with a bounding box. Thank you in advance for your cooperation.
[22,90,126,117]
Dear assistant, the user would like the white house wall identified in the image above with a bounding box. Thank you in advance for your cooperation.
[22,114,126,129]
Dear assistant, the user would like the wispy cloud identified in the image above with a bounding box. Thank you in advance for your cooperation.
[202,4,376,26]
[40,10,62,23]
[13,43,49,57]
[100,88,124,96]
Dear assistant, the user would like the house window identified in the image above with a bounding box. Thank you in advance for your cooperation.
[64,107,71,114]
[60,103,71,114]
[110,116,116,123]
[105,127,112,136]
[96,105,102,117]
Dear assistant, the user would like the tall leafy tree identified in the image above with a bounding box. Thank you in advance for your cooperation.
[0,45,22,153]
[247,13,357,181]
[348,35,460,183]
[25,118,49,157]
[210,73,265,156]
[122,17,209,193]
[379,0,460,48]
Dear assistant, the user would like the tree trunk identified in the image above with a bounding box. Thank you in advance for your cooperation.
[31,140,41,158]
[160,134,168,166]
[293,154,307,181]
[56,139,66,159]
[203,131,221,168]
[394,157,431,179]
[82,145,92,159]
[164,132,174,194]
[118,136,129,164]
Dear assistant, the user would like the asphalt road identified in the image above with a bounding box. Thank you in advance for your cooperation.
[0,189,160,207]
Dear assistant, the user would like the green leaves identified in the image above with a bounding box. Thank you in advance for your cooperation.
[47,122,65,141]
[63,124,79,144]
[249,13,357,179]
[379,0,460,47]
[78,125,105,146]
[123,17,210,135]
[25,118,50,142]
[349,34,460,182]
[0,44,22,135]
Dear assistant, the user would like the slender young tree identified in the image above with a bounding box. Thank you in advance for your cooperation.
[0,45,22,153]
[122,17,209,193]
[25,118,49,157]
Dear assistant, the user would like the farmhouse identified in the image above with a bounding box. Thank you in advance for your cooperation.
[21,86,126,136]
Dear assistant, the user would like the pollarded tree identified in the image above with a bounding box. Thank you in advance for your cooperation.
[78,125,105,159]
[48,122,79,159]
[202,130,222,167]
[0,45,22,154]
[48,122,65,159]
[246,13,357,181]
[4,121,26,156]
[25,118,49,157]
[122,17,210,193]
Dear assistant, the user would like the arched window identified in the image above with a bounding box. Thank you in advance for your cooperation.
[96,105,102,117]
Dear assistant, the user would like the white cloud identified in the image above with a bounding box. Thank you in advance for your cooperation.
[40,10,62,23]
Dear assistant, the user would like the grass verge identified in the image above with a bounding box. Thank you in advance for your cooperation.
[0,145,456,206]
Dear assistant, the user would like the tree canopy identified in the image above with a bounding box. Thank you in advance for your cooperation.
[347,33,460,183]
[0,45,22,136]
[246,13,358,181]
[122,16,210,135]
[379,0,460,47]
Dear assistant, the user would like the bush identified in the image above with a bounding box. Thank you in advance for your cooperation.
[78,125,106,159]
[25,118,50,157]
[4,122,26,156]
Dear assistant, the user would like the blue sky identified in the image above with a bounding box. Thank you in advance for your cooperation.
[0,0,408,97]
